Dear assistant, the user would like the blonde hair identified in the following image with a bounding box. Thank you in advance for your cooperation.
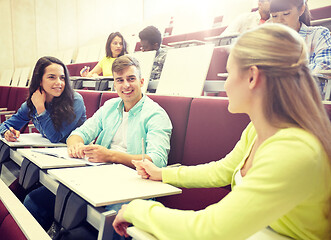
[232,23,331,223]
[232,23,331,161]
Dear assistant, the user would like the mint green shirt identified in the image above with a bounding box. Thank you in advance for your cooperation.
[70,95,172,167]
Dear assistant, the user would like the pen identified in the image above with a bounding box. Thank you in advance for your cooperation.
[82,66,88,74]
[5,125,18,140]
[31,150,65,159]
[141,137,145,162]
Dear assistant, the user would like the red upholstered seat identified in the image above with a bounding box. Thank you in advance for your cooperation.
[310,6,331,21]
[0,200,9,226]
[76,90,102,119]
[66,62,98,77]
[148,95,192,165]
[158,98,250,211]
[0,213,27,240]
[0,87,29,123]
[206,46,229,80]
[0,86,12,108]
[324,102,331,121]
[99,92,119,107]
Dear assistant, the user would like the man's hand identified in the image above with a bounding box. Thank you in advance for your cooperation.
[83,145,111,163]
[68,142,85,159]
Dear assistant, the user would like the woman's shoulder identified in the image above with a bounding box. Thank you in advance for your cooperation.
[266,127,325,160]
[301,23,331,37]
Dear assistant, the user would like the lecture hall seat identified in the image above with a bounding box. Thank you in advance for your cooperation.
[157,97,250,211]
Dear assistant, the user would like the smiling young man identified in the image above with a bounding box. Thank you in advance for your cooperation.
[67,55,172,168]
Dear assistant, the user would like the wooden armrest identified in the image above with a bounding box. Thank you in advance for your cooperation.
[127,226,158,240]
[5,114,13,120]
[0,179,51,239]
[0,110,15,116]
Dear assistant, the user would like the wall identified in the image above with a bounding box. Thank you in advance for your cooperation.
[0,0,143,71]
[0,0,330,72]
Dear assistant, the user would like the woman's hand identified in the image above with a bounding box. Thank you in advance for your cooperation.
[113,204,130,238]
[80,66,90,77]
[31,89,46,114]
[132,160,162,181]
[4,127,20,142]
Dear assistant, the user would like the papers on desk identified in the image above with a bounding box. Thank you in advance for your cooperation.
[48,164,182,207]
[31,147,102,166]
[0,133,66,147]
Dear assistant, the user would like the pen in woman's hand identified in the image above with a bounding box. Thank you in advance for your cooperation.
[5,125,18,140]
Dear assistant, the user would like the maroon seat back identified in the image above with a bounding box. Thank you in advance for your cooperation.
[0,200,27,240]
[14,87,29,110]
[148,95,192,165]
[206,46,229,80]
[76,90,102,118]
[99,92,119,107]
[310,6,331,20]
[158,98,250,211]
[186,27,226,41]
[66,62,98,77]
[324,102,331,120]
[0,86,12,108]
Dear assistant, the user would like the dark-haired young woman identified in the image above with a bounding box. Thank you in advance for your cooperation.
[80,32,128,77]
[0,56,86,231]
[0,56,86,142]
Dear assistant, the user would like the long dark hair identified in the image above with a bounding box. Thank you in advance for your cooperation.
[27,56,75,131]
[105,32,128,58]
[270,0,311,26]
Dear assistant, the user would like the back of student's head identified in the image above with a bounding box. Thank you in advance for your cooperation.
[105,32,128,58]
[270,0,311,26]
[28,56,75,130]
[112,55,141,79]
[139,26,162,48]
[232,23,331,160]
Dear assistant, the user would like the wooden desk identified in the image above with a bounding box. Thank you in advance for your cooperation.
[315,71,331,101]
[205,33,239,46]
[1,133,66,148]
[203,80,226,95]
[157,44,214,97]
[131,51,156,93]
[70,76,114,90]
[17,148,87,169]
[167,39,206,48]
[48,164,182,207]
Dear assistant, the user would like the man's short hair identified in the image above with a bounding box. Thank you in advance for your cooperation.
[139,26,162,47]
[112,55,141,79]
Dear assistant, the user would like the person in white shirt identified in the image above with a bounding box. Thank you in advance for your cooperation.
[221,0,271,36]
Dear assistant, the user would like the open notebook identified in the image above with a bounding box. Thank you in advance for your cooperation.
[1,133,66,147]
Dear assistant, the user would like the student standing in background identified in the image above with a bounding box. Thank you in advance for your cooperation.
[80,32,128,77]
